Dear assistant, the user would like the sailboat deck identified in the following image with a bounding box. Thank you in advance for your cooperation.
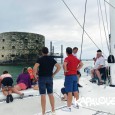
[0,77,115,115]
[0,94,66,115]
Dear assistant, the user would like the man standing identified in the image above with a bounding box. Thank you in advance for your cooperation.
[72,47,83,87]
[33,47,61,115]
[62,47,83,112]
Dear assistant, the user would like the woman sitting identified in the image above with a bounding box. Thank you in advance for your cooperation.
[14,67,31,91]
[0,71,14,103]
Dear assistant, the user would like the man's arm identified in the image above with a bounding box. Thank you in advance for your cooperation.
[77,62,83,70]
[63,62,68,72]
[33,63,40,79]
[52,63,61,77]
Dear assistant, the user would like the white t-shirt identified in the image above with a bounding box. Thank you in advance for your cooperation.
[94,56,105,69]
[72,53,77,57]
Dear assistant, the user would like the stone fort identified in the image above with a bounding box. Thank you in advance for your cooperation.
[0,32,45,65]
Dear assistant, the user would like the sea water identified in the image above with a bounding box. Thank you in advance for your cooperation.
[0,61,94,84]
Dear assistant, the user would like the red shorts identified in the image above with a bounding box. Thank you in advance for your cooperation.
[18,83,27,90]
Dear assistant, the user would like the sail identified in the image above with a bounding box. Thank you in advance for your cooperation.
[110,0,115,85]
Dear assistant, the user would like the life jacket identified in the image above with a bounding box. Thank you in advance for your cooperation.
[28,68,35,79]
[107,55,115,63]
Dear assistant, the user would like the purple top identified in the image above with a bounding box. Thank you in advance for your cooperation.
[17,73,31,88]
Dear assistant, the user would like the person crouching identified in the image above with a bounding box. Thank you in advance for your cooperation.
[0,71,14,103]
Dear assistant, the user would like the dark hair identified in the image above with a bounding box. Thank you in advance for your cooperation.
[97,49,102,52]
[22,67,28,74]
[3,71,8,74]
[42,47,49,54]
[66,47,72,54]
[73,47,78,50]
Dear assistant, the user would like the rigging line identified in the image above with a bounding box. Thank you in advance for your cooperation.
[104,0,111,54]
[80,0,88,60]
[104,0,115,9]
[97,0,104,54]
[99,0,110,51]
[61,0,107,58]
[103,0,111,54]
[61,0,101,50]
[98,0,110,53]
[104,0,110,35]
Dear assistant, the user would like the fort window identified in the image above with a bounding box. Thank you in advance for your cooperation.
[11,54,15,57]
[36,47,38,50]
[2,46,4,49]
[24,38,28,42]
[36,40,39,43]
[2,39,5,42]
[1,55,4,57]
[12,46,15,49]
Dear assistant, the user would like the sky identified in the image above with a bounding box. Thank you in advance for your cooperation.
[0,0,111,59]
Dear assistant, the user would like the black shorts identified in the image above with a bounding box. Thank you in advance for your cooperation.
[77,71,81,77]
[1,77,13,87]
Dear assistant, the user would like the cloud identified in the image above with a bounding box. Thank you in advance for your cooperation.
[0,0,110,59]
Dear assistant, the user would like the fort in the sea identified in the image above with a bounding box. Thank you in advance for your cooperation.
[0,32,45,65]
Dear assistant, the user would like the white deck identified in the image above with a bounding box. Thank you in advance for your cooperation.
[0,88,39,101]
[0,76,115,115]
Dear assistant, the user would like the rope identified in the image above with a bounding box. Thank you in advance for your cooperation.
[80,0,88,60]
[104,0,111,54]
[98,0,110,53]
[61,0,107,58]
[104,0,115,9]
[97,0,104,54]
[61,0,101,50]
[104,0,110,36]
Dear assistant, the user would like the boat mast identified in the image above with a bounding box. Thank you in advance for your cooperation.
[109,0,115,86]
